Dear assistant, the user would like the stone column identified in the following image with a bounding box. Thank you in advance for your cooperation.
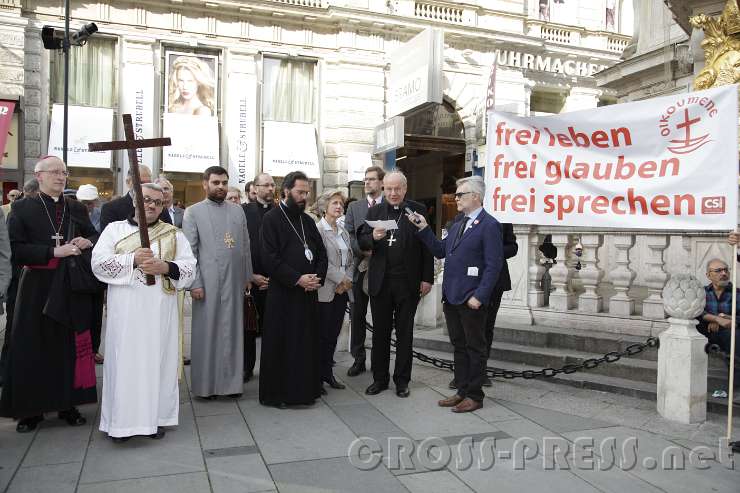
[527,230,546,308]
[642,234,669,319]
[548,233,576,311]
[578,233,604,313]
[657,274,707,424]
[562,87,602,112]
[608,234,636,316]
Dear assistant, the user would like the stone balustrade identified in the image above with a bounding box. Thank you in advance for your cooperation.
[498,226,734,338]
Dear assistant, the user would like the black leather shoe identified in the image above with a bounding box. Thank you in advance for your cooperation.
[111,435,131,443]
[347,360,366,377]
[183,358,191,366]
[365,381,388,395]
[16,415,43,433]
[227,393,242,399]
[482,376,493,387]
[148,427,166,439]
[396,387,410,398]
[324,376,346,390]
[448,378,457,390]
[58,408,86,426]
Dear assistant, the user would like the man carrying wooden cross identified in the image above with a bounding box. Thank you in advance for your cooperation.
[92,183,196,442]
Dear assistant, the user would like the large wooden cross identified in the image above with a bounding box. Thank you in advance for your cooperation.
[88,114,171,285]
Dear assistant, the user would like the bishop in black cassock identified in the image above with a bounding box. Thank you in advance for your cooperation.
[259,172,327,408]
[0,157,99,432]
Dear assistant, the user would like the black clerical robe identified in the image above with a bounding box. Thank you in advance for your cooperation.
[259,203,327,406]
[0,194,99,419]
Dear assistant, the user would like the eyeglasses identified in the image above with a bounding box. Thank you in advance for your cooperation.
[143,197,163,207]
[709,267,729,274]
[454,191,473,199]
[39,170,70,177]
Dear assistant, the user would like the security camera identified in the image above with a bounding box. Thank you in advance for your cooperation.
[41,22,98,50]
[41,26,64,50]
[71,23,98,46]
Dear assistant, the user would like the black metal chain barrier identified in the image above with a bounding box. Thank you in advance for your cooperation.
[345,307,660,380]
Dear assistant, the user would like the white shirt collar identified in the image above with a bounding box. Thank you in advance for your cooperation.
[465,207,483,222]
[367,195,382,206]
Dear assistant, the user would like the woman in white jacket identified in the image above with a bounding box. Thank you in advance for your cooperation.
[316,189,354,393]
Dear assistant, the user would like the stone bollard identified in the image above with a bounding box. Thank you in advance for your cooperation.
[657,274,707,424]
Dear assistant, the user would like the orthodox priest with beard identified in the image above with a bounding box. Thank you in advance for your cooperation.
[259,171,328,408]
[0,156,99,433]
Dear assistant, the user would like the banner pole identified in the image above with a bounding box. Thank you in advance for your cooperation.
[728,241,737,449]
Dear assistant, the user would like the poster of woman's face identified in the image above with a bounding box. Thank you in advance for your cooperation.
[165,52,218,117]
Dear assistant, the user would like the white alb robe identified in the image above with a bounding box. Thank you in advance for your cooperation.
[92,220,196,437]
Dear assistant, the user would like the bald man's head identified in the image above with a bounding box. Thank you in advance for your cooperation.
[34,156,65,173]
[126,165,153,191]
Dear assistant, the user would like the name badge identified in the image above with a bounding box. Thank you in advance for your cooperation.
[467,267,479,277]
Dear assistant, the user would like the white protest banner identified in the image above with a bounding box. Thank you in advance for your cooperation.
[225,72,257,186]
[48,104,114,168]
[262,121,320,178]
[120,63,155,178]
[162,113,220,173]
[484,85,738,230]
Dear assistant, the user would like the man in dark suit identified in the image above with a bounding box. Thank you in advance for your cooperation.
[99,165,171,232]
[344,165,385,377]
[410,176,503,413]
[358,170,433,398]
[241,172,276,381]
[156,177,184,228]
[448,221,517,389]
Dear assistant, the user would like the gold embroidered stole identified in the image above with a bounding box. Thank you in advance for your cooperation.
[114,221,179,294]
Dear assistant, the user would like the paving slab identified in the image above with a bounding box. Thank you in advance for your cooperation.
[269,456,407,493]
[6,461,82,493]
[191,396,240,417]
[206,453,275,493]
[196,412,255,450]
[495,400,618,433]
[0,419,35,491]
[397,470,474,493]
[239,399,358,464]
[21,421,94,467]
[76,472,211,493]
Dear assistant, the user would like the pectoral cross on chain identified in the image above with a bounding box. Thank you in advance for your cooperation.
[224,232,236,249]
[52,233,63,247]
[387,232,397,247]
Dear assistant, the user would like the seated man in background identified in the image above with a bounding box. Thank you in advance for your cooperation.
[696,258,740,366]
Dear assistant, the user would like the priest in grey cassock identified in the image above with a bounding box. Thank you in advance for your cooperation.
[259,171,328,408]
[92,183,196,442]
[183,166,253,399]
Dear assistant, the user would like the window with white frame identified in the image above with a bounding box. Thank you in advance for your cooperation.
[51,36,117,108]
[261,57,317,123]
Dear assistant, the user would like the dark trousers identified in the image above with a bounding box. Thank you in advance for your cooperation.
[350,271,369,362]
[369,278,419,387]
[698,326,740,359]
[444,301,488,402]
[244,289,267,376]
[485,289,504,359]
[319,293,349,382]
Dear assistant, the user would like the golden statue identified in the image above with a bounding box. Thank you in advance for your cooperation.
[691,0,740,89]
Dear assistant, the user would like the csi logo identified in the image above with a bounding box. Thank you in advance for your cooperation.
[702,196,726,214]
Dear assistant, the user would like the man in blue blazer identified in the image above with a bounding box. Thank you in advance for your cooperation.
[408,176,503,413]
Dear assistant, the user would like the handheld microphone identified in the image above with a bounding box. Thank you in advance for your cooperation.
[404,207,421,225]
